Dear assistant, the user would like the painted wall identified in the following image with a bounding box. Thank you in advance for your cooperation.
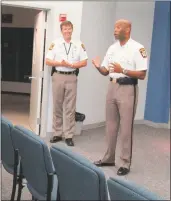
[46,1,116,132]
[46,1,156,131]
[77,1,116,125]
[47,1,155,131]
[41,1,84,132]
[1,5,39,94]
[114,2,155,120]
[2,1,158,132]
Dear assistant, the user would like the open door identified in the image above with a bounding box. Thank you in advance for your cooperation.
[29,10,46,135]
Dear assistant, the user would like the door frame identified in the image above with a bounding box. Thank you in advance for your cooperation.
[2,1,52,137]
[2,1,52,10]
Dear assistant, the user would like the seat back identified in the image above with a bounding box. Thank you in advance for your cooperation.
[1,116,16,174]
[11,125,55,199]
[50,144,108,200]
[107,177,163,200]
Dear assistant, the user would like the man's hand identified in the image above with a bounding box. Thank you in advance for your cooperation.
[92,56,109,76]
[92,56,101,68]
[109,62,123,73]
[69,60,87,69]
[61,60,72,67]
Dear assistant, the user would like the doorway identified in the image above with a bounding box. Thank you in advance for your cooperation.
[1,5,46,134]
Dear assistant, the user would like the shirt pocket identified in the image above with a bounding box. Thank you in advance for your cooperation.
[121,56,134,69]
[54,47,64,61]
[70,46,80,61]
[107,53,114,63]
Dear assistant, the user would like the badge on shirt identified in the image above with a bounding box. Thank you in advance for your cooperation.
[139,48,147,58]
[49,43,55,50]
[81,43,86,51]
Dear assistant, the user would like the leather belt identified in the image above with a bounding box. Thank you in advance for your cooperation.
[54,69,77,75]
[110,77,138,85]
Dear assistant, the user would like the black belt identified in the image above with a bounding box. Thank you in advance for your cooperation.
[110,77,138,85]
[52,68,77,75]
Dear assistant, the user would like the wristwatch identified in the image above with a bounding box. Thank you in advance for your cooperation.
[122,69,128,75]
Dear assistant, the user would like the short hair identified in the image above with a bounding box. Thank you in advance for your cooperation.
[60,21,73,30]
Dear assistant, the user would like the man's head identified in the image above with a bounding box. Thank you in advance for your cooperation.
[114,19,131,41]
[60,21,73,40]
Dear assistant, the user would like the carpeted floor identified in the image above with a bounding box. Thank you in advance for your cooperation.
[1,94,170,200]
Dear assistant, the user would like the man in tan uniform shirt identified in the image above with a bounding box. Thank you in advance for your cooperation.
[46,21,88,146]
[92,19,148,175]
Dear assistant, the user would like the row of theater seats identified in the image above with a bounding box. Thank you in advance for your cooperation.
[1,116,162,201]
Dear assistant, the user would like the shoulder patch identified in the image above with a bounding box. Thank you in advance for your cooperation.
[49,43,55,50]
[139,48,147,58]
[81,43,86,51]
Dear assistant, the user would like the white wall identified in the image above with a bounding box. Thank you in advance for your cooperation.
[1,6,39,94]
[114,2,155,120]
[42,1,84,132]
[46,1,116,131]
[47,1,155,132]
[2,1,156,133]
[74,1,155,126]
[77,1,116,125]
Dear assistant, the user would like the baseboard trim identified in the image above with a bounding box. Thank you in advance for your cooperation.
[82,121,106,130]
[134,119,170,129]
[82,120,170,130]
[46,119,170,137]
[46,122,106,137]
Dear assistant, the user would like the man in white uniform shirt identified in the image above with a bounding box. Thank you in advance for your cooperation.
[92,19,148,175]
[46,21,88,146]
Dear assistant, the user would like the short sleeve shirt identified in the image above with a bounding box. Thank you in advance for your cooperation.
[101,38,148,78]
[45,37,88,72]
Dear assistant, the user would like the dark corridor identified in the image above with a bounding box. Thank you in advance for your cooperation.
[1,27,34,83]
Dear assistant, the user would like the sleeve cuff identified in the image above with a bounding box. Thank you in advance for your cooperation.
[135,68,148,71]
[45,56,54,60]
[80,56,88,61]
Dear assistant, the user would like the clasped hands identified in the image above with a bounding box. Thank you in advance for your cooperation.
[61,60,75,68]
[92,56,123,73]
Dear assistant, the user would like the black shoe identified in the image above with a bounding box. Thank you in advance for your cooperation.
[117,167,130,176]
[50,136,62,143]
[94,160,115,167]
[65,138,74,146]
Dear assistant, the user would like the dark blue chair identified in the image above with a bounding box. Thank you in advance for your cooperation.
[11,125,59,201]
[107,177,163,200]
[50,144,109,200]
[1,116,22,201]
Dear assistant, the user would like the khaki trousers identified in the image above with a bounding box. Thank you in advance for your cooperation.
[102,82,138,169]
[52,73,77,139]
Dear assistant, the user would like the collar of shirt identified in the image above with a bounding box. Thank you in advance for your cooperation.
[117,37,132,49]
[59,37,74,45]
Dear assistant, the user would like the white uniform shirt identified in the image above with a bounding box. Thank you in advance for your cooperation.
[101,38,148,78]
[46,37,88,72]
